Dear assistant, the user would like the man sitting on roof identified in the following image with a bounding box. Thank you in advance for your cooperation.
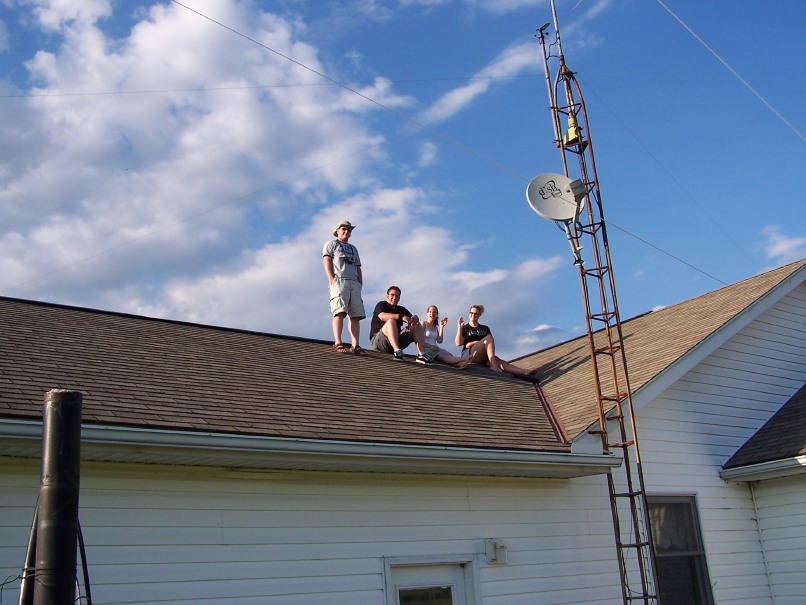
[368,285,428,362]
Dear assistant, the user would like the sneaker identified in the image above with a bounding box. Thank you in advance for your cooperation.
[415,354,434,365]
[393,349,404,361]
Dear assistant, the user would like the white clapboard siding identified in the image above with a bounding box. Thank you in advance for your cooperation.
[629,284,806,605]
[1,457,625,605]
[751,476,806,605]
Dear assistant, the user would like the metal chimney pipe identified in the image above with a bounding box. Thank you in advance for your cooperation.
[33,389,82,605]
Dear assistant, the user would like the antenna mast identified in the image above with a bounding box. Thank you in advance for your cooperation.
[532,2,660,603]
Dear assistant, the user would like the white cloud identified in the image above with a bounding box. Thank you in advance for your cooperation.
[0,0,567,362]
[1,1,386,299]
[417,41,537,124]
[336,76,415,113]
[123,186,564,361]
[760,225,806,265]
[417,141,437,167]
[513,322,572,357]
[26,0,112,32]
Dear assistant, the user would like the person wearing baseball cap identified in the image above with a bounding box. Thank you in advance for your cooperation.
[322,220,366,354]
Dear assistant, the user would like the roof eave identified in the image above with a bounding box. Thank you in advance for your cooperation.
[719,455,806,482]
[0,419,619,479]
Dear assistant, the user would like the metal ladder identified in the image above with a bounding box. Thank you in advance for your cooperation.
[536,11,660,604]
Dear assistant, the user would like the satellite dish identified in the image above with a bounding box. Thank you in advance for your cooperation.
[526,173,586,221]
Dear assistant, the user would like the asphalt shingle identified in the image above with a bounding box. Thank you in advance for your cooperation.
[516,259,806,438]
[724,383,806,468]
[0,298,565,453]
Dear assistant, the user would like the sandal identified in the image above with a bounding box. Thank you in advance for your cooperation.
[333,343,351,354]
[352,346,365,355]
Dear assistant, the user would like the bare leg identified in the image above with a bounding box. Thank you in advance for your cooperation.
[382,320,402,350]
[332,312,346,345]
[348,317,361,349]
[409,321,426,355]
[468,341,489,367]
[497,358,538,381]
[436,350,470,368]
[481,335,502,372]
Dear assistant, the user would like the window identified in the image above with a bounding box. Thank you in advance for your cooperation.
[384,556,479,605]
[399,585,453,605]
[648,496,714,605]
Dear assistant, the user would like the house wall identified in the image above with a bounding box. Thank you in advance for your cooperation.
[634,284,806,605]
[1,456,626,605]
[750,476,806,605]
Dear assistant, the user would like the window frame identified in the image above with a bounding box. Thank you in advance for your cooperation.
[383,555,481,605]
[647,494,715,605]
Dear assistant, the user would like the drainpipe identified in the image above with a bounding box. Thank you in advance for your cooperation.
[749,481,775,604]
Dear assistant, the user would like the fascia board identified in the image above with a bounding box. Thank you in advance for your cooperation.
[0,419,619,479]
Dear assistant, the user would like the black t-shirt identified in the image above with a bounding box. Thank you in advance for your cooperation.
[461,323,491,351]
[370,301,411,339]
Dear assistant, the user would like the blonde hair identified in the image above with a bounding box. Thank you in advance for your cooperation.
[470,304,485,317]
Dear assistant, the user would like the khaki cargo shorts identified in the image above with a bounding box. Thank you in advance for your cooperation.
[329,278,365,318]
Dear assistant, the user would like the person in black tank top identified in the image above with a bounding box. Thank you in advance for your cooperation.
[455,304,539,381]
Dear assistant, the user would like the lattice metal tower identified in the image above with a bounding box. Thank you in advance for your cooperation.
[530,2,660,603]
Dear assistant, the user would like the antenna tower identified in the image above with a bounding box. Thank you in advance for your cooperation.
[532,3,660,603]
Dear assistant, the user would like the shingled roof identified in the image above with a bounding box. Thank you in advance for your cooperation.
[2,260,803,476]
[0,297,565,455]
[516,259,806,439]
[723,383,806,469]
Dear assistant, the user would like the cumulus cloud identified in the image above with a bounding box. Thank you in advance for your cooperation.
[0,0,568,362]
[26,0,112,32]
[1,1,383,296]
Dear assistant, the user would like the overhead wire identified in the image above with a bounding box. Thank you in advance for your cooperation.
[578,75,755,266]
[654,0,805,143]
[0,75,525,99]
[159,0,747,286]
[168,0,527,181]
[2,1,760,294]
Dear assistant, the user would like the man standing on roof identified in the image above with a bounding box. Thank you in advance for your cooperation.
[323,219,365,354]
[368,285,429,362]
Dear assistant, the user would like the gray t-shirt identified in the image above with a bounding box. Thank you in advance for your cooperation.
[323,239,361,281]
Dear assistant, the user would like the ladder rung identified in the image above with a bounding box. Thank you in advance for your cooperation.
[608,440,635,448]
[617,540,650,549]
[613,490,642,498]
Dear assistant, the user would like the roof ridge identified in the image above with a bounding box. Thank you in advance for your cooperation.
[514,258,806,361]
[652,257,806,312]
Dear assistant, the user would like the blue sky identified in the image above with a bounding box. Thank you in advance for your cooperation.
[1,0,804,359]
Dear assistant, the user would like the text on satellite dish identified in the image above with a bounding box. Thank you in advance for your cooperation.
[538,180,563,200]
